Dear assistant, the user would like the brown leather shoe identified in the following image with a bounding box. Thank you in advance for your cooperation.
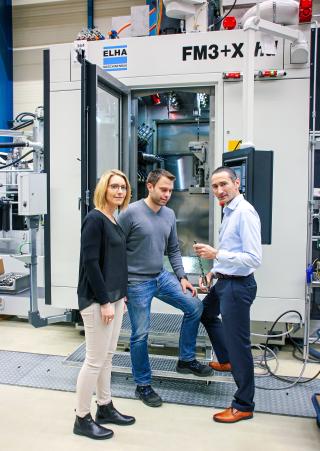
[209,361,232,372]
[213,407,253,423]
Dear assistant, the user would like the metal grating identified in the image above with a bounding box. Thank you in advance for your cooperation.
[118,312,210,348]
[0,350,319,418]
[120,312,208,335]
[64,347,232,383]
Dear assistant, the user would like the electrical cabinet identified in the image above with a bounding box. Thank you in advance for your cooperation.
[223,147,273,244]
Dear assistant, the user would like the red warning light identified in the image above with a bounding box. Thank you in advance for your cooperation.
[299,0,312,23]
[223,16,237,30]
[223,72,242,79]
[151,94,161,105]
[260,70,278,77]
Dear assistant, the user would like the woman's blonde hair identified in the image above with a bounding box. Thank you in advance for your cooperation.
[93,169,131,211]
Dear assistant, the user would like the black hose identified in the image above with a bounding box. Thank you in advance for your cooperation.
[0,142,28,149]
[258,311,320,386]
[11,120,34,131]
[0,150,35,169]
[14,112,36,121]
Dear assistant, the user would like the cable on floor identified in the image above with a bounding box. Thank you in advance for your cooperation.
[254,311,320,391]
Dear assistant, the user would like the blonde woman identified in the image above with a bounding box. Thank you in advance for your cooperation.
[74,169,135,440]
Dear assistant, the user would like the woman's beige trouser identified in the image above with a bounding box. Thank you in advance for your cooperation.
[76,299,124,417]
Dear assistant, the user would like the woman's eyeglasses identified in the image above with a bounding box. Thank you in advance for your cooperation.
[109,184,127,191]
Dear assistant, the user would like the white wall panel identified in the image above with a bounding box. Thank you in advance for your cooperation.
[224,78,309,320]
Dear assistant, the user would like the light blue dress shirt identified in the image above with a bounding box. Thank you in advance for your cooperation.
[212,194,262,276]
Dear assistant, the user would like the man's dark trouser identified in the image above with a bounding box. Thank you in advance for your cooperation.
[201,274,257,412]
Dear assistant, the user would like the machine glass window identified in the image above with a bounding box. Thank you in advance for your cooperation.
[96,85,120,177]
[134,88,213,271]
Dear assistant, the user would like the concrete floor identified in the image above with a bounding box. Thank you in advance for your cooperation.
[0,318,319,451]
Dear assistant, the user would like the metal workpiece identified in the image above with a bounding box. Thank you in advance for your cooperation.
[188,140,210,190]
[193,241,209,288]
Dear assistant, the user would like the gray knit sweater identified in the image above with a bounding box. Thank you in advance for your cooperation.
[117,199,186,282]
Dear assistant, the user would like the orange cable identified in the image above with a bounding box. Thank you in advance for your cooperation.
[117,22,131,35]
[157,0,163,35]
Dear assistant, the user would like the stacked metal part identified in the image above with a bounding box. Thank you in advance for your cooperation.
[137,123,155,147]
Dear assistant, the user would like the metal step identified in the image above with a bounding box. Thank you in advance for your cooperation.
[68,311,219,382]
[118,312,211,349]
[64,344,233,384]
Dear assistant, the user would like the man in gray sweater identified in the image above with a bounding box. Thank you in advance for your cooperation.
[118,169,212,407]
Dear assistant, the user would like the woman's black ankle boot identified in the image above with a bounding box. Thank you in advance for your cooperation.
[73,412,114,439]
[96,401,136,426]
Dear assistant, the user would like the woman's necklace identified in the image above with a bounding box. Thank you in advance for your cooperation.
[98,208,116,224]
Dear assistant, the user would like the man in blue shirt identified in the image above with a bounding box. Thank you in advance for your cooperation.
[194,166,262,424]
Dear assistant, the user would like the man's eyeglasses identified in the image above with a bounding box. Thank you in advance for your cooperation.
[109,184,127,191]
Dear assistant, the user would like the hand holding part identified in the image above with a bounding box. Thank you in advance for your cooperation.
[193,242,218,259]
[194,240,208,285]
[100,302,115,324]
[198,272,214,291]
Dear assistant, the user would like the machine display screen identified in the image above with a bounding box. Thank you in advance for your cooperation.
[231,163,246,195]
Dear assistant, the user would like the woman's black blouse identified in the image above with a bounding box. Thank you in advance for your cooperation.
[77,209,127,311]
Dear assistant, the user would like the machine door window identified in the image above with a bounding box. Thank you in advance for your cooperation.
[81,61,130,218]
[96,85,120,178]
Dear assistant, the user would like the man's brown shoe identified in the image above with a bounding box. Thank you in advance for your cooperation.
[209,361,232,372]
[213,407,253,424]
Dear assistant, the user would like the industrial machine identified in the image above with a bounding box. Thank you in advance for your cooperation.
[44,0,315,337]
[0,109,70,323]
[0,111,46,317]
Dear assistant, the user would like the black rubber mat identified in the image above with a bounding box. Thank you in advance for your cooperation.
[0,350,319,418]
